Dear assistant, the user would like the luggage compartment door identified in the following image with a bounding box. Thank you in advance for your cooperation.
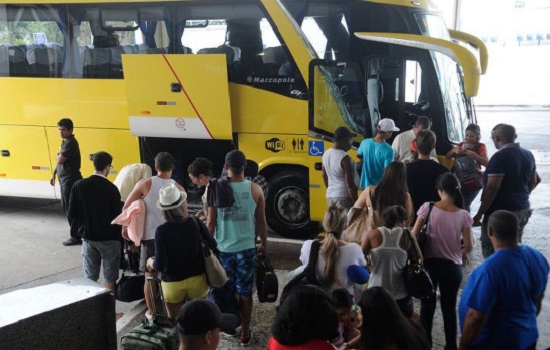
[122,54,233,140]
[0,126,55,198]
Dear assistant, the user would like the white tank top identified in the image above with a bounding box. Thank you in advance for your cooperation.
[368,226,409,299]
[143,176,175,240]
[322,148,349,198]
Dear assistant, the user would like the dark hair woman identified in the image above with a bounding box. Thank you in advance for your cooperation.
[300,205,366,295]
[353,162,414,231]
[411,173,473,349]
[187,157,214,221]
[146,184,217,323]
[445,123,489,212]
[363,206,420,318]
[268,285,339,350]
[358,287,430,350]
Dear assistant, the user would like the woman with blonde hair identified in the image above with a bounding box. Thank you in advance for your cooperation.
[299,205,366,295]
[146,184,217,323]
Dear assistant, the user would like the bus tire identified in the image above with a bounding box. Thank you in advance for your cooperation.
[266,171,317,239]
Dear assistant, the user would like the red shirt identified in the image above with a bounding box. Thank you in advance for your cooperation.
[457,142,487,170]
[267,337,335,350]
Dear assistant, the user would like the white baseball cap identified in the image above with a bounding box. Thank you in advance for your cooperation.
[377,118,400,132]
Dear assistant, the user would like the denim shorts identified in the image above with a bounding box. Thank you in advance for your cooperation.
[81,240,121,283]
[218,248,256,297]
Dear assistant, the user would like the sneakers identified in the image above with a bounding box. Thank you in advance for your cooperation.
[221,328,238,338]
[62,237,82,246]
[144,310,154,326]
[240,330,252,347]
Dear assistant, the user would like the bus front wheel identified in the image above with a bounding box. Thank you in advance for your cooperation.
[266,171,316,239]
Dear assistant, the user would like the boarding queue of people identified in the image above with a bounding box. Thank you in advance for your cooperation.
[312,121,547,350]
[56,116,547,350]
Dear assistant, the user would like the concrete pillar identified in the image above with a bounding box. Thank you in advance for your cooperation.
[0,278,116,350]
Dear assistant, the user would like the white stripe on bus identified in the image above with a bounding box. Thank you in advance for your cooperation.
[129,116,213,139]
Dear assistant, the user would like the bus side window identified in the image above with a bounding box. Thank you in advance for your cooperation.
[70,5,170,79]
[8,46,30,77]
[0,5,67,78]
[0,44,9,76]
[178,4,306,99]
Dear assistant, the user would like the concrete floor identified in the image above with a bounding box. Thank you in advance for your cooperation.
[1,108,550,349]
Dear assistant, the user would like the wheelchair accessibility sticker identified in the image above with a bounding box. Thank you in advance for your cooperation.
[309,141,324,156]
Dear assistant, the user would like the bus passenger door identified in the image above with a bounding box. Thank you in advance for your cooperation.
[307,60,367,218]
[122,55,232,140]
[364,55,430,134]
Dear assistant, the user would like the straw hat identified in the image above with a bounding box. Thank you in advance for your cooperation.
[156,184,187,211]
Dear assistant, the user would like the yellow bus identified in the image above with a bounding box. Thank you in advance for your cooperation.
[0,0,486,238]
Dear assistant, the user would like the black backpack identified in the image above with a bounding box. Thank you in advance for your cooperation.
[453,143,483,191]
[278,240,321,308]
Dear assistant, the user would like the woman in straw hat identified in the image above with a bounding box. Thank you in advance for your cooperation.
[147,183,217,323]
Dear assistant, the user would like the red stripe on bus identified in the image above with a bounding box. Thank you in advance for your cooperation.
[31,166,41,170]
[161,55,214,139]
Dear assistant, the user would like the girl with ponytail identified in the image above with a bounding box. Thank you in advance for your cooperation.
[299,205,366,295]
[411,173,473,349]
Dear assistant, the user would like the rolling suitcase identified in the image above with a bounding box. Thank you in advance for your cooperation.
[121,277,178,350]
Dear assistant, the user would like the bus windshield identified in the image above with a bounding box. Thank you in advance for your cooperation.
[430,51,469,143]
[284,0,476,145]
[414,13,450,40]
[416,13,470,142]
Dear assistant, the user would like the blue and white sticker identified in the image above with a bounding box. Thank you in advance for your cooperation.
[308,141,324,156]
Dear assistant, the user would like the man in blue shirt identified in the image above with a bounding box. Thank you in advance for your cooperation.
[473,124,541,258]
[459,210,549,350]
[357,118,397,188]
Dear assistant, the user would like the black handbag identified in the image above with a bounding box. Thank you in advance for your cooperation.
[278,240,320,308]
[403,229,434,300]
[255,253,279,303]
[116,269,145,302]
[417,202,435,254]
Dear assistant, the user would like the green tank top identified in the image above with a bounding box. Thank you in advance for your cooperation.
[216,180,257,253]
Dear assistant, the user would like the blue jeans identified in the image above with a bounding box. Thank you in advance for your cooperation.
[81,239,121,283]
[420,258,463,350]
[462,189,480,213]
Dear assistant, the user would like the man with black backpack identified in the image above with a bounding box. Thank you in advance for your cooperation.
[206,150,268,346]
[473,124,541,258]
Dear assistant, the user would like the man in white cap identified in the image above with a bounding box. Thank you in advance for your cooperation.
[177,299,239,350]
[357,118,398,188]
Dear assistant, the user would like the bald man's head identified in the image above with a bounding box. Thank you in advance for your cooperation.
[492,124,516,144]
